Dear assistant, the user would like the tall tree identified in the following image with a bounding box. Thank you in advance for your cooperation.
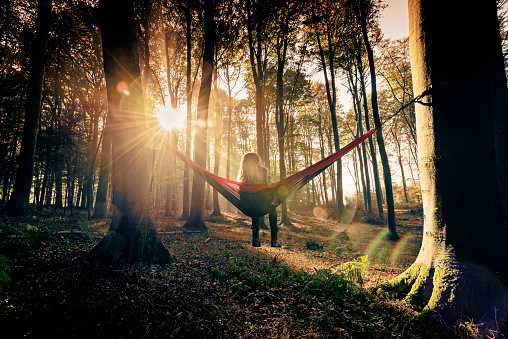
[91,0,173,265]
[92,114,111,218]
[4,0,52,216]
[352,0,398,240]
[181,0,194,220]
[308,0,346,219]
[210,74,223,217]
[273,0,305,226]
[184,0,215,229]
[222,59,242,213]
[244,0,272,166]
[381,0,508,328]
[346,66,372,213]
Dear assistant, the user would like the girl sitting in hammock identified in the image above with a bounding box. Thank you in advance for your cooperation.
[237,153,281,247]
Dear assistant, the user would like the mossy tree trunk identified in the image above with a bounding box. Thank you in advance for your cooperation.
[91,0,173,265]
[381,0,508,328]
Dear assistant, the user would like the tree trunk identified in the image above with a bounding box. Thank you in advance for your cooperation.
[211,73,222,217]
[349,70,372,214]
[164,131,173,217]
[87,107,100,219]
[91,0,173,265]
[356,0,398,240]
[317,111,329,207]
[1,132,19,207]
[357,58,383,218]
[38,155,50,209]
[184,0,214,230]
[275,35,291,226]
[181,0,192,220]
[4,0,51,216]
[225,65,233,213]
[93,115,111,218]
[315,32,344,220]
[247,1,266,164]
[392,130,408,204]
[381,0,508,328]
[53,57,63,209]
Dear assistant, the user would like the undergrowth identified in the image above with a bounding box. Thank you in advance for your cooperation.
[211,250,370,303]
[0,212,478,338]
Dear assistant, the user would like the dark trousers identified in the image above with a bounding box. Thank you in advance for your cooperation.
[251,208,278,232]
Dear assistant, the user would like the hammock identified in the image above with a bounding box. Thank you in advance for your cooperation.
[175,128,377,218]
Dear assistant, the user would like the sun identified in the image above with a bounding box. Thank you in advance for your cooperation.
[154,102,187,130]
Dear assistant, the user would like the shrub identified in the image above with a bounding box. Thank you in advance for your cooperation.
[0,223,50,259]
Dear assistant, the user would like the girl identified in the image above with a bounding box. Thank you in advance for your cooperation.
[237,153,281,247]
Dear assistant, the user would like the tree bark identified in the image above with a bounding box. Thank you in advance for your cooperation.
[275,34,291,226]
[315,32,345,220]
[211,72,222,217]
[91,0,173,265]
[381,0,508,328]
[356,0,398,240]
[93,115,111,218]
[4,0,51,216]
[357,56,383,218]
[184,0,214,230]
[246,0,266,164]
[181,0,192,220]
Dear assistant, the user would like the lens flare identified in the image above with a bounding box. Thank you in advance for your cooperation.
[116,81,130,96]
[196,119,206,128]
[390,233,415,266]
[364,229,390,262]
[312,206,328,219]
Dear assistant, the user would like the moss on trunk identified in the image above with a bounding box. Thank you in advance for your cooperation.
[379,260,507,328]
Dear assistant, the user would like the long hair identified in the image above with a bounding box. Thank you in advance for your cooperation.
[237,152,268,184]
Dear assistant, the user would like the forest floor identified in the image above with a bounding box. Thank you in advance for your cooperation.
[0,206,490,338]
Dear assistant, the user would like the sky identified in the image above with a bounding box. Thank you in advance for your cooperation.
[315,0,410,110]
[379,0,409,40]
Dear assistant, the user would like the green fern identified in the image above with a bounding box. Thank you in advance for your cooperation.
[339,255,369,287]
[304,268,353,299]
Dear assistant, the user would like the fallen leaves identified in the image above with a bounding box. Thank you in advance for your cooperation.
[0,210,467,338]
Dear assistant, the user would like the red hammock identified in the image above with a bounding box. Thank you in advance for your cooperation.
[175,129,377,218]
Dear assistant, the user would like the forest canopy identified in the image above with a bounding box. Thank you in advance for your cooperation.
[0,0,454,219]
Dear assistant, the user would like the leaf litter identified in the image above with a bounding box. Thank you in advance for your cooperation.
[0,209,475,338]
